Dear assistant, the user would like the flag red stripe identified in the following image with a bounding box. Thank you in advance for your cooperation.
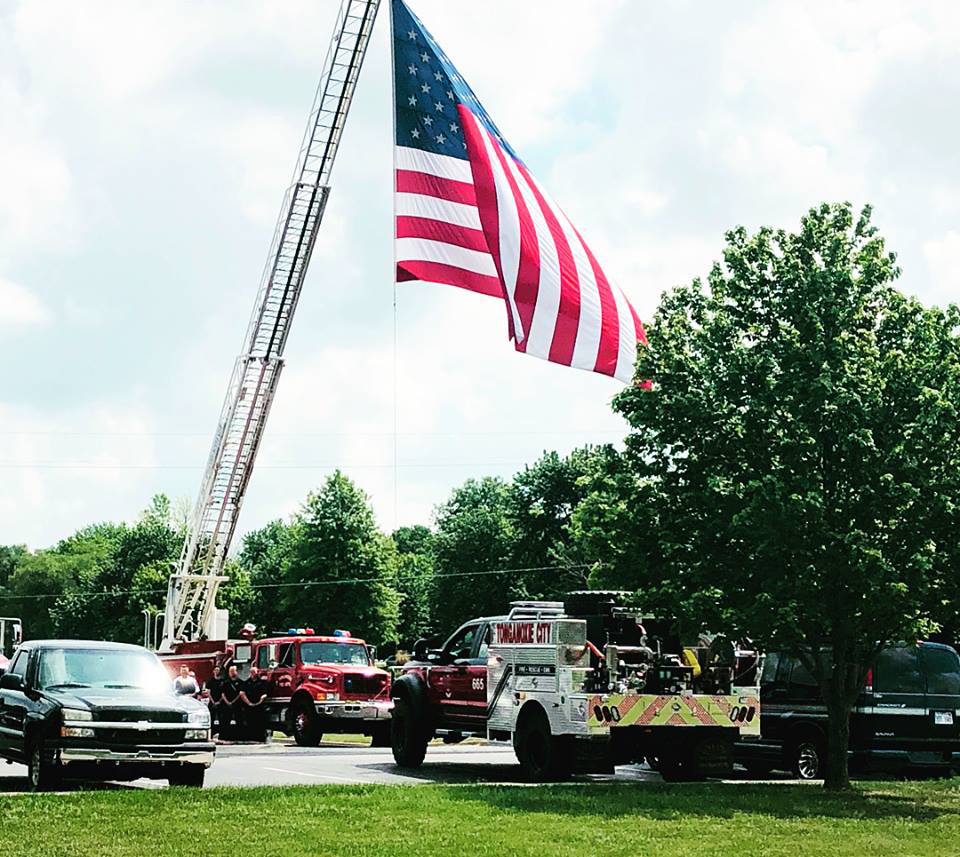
[396,169,477,206]
[396,260,503,298]
[575,231,620,377]
[516,163,580,367]
[458,107,511,328]
[396,216,489,253]
[485,130,540,353]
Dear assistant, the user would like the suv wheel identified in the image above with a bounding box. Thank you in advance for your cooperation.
[790,737,824,780]
[292,700,323,747]
[27,743,61,792]
[391,696,428,768]
[168,765,206,788]
[515,708,572,782]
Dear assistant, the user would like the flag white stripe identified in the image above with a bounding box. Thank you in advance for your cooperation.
[395,193,482,230]
[500,157,562,360]
[396,237,498,277]
[608,272,637,382]
[557,210,602,371]
[476,124,524,342]
[396,146,473,183]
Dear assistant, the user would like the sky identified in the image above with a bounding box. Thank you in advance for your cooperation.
[1,0,959,550]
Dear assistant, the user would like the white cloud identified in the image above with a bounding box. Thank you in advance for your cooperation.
[0,278,50,327]
[922,230,960,307]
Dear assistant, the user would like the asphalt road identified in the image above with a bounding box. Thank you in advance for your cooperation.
[0,739,795,792]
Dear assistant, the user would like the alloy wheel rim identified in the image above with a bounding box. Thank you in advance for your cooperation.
[797,744,819,779]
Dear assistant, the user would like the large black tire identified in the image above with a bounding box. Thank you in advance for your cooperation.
[391,696,428,768]
[789,736,824,780]
[168,765,206,788]
[27,743,61,792]
[514,707,572,782]
[292,699,323,747]
[370,722,391,748]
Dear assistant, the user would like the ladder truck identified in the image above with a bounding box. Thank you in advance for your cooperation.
[159,0,382,654]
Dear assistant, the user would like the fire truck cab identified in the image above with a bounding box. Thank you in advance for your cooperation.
[251,630,393,746]
[391,593,760,781]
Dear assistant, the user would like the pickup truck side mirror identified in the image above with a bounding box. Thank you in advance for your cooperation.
[0,673,23,691]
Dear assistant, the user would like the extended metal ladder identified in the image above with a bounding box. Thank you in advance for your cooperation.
[161,0,382,650]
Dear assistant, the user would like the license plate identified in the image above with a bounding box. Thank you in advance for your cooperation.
[934,711,954,726]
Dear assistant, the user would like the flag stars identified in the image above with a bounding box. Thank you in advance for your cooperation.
[436,133,446,145]
[408,64,417,75]
[407,94,417,107]
[446,90,455,101]
[423,115,433,126]
[410,128,420,139]
[407,29,417,40]
[434,70,444,82]
[421,83,431,93]
[450,122,459,133]
[420,51,430,63]
[434,101,444,112]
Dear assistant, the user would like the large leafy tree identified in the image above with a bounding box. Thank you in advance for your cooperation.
[431,477,513,634]
[600,203,960,789]
[391,525,436,650]
[236,519,297,635]
[280,472,399,646]
[507,447,604,599]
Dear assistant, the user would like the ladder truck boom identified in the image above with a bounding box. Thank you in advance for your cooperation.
[161,0,382,651]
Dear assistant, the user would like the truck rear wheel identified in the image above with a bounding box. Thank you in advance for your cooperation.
[391,696,428,768]
[515,707,572,782]
[292,700,323,747]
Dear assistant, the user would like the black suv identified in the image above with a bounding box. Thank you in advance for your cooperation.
[0,640,215,790]
[735,642,960,779]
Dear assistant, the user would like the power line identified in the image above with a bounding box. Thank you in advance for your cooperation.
[0,563,590,603]
[0,461,534,471]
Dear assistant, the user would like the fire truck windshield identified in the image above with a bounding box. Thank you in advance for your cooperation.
[300,642,369,667]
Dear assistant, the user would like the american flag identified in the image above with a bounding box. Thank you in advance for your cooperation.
[391,0,646,384]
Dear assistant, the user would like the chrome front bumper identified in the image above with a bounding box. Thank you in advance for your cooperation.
[314,700,393,720]
[59,747,215,767]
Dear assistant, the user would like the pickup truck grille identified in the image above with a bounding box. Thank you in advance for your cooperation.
[99,728,187,745]
[342,675,386,697]
[95,710,185,724]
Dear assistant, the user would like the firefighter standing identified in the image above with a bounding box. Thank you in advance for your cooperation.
[205,665,225,736]
[241,666,271,742]
[219,664,245,740]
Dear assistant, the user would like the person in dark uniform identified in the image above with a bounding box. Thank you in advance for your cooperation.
[204,665,225,736]
[219,664,244,740]
[240,666,271,742]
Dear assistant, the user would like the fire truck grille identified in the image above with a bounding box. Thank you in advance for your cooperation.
[342,675,385,696]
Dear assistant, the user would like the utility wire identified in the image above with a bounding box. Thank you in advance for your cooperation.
[0,563,590,603]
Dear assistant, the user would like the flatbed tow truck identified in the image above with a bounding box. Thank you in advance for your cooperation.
[390,592,760,781]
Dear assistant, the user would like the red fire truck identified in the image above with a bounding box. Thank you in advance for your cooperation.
[250,630,392,746]
[161,628,392,745]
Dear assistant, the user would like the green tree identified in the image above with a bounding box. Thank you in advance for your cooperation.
[431,477,513,633]
[603,203,960,789]
[392,525,436,649]
[507,447,603,599]
[236,519,296,635]
[281,472,399,646]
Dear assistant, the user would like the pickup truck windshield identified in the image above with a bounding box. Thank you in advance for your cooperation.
[38,648,171,693]
[300,642,369,666]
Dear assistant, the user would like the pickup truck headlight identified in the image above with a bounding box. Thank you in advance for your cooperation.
[187,709,211,728]
[62,708,93,722]
[185,729,210,741]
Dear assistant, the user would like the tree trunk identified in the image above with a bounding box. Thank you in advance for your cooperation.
[823,687,853,790]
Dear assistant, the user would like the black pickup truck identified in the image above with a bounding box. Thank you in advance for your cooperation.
[0,639,215,790]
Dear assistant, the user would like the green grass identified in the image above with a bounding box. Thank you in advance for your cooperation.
[2,781,958,857]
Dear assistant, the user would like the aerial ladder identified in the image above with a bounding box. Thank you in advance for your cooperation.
[160,0,382,651]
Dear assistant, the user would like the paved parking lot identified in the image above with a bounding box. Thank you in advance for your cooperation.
[0,739,797,791]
